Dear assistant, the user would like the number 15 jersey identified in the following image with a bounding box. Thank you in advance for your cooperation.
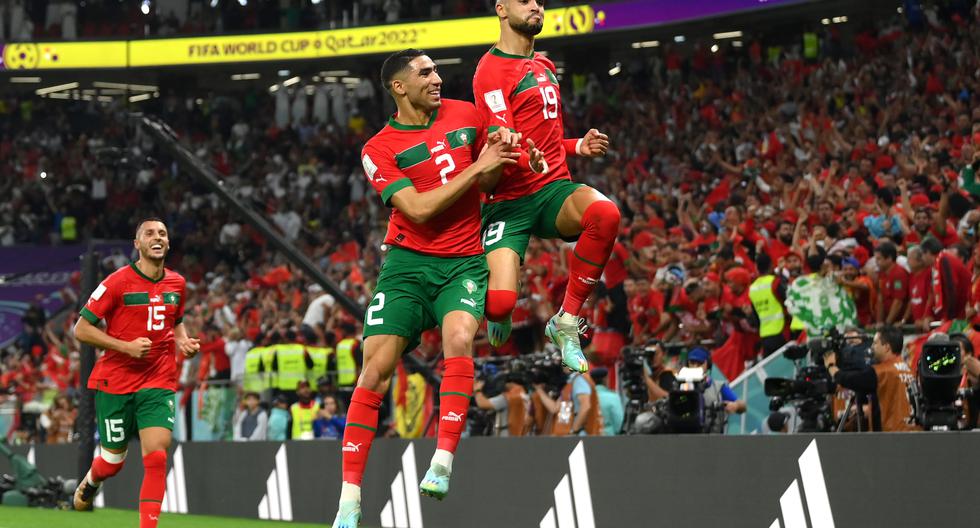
[80,263,187,394]
[361,98,488,257]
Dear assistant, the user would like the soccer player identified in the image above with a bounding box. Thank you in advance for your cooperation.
[332,49,535,528]
[72,218,200,528]
[474,0,619,373]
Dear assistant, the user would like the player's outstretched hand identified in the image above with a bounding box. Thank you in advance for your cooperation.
[487,128,522,149]
[580,128,609,157]
[526,138,548,174]
[477,138,521,173]
[125,337,152,359]
[178,337,202,358]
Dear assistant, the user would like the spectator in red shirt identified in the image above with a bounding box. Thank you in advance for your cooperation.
[875,241,909,326]
[922,237,972,321]
[905,245,933,331]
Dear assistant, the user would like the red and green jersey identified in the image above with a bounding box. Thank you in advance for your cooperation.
[80,263,187,394]
[473,47,570,203]
[361,98,488,257]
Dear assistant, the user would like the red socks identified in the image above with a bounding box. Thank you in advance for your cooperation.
[139,450,167,528]
[341,387,384,485]
[562,200,621,314]
[436,357,474,453]
[90,453,125,483]
[485,289,518,322]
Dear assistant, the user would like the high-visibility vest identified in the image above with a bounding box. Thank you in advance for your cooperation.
[790,316,806,332]
[275,344,307,390]
[60,216,77,242]
[336,338,358,387]
[290,401,320,440]
[803,32,818,59]
[306,346,333,384]
[262,346,278,388]
[242,346,267,392]
[749,275,785,338]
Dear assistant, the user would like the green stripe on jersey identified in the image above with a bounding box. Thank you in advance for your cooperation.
[80,307,100,324]
[395,142,431,170]
[446,127,477,149]
[511,71,538,97]
[544,69,558,85]
[489,125,516,134]
[380,178,415,206]
[163,292,180,306]
[123,292,150,306]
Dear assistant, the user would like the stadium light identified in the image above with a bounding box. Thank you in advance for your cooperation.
[630,40,660,48]
[10,77,41,83]
[40,171,47,179]
[283,76,301,87]
[320,70,349,76]
[733,40,743,48]
[897,7,904,13]
[821,18,830,25]
[278,69,290,77]
[713,31,742,40]
[238,0,247,6]
[141,0,150,15]
[434,58,463,65]
[210,0,219,7]
[711,44,719,53]
[269,84,279,93]
[92,81,158,92]
[674,35,686,43]
[608,62,621,76]
[129,93,152,103]
[841,15,848,22]
[36,82,78,96]
[231,73,261,80]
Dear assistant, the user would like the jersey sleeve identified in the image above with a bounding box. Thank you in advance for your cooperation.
[473,64,518,135]
[361,143,415,206]
[175,279,187,325]
[80,277,117,325]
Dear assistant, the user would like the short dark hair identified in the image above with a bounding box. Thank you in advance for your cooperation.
[921,236,943,256]
[805,246,826,271]
[380,48,426,93]
[878,325,903,356]
[755,252,773,274]
[950,333,974,356]
[875,240,898,261]
[244,391,260,400]
[135,217,166,238]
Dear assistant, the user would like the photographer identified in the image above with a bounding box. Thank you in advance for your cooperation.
[823,326,917,432]
[534,370,601,436]
[687,348,746,427]
[643,340,675,403]
[472,376,531,437]
[949,333,980,429]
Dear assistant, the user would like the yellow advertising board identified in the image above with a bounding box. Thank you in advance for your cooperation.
[1,6,594,70]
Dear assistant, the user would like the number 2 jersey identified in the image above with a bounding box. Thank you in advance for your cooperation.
[361,98,488,257]
[473,47,571,204]
[80,263,187,394]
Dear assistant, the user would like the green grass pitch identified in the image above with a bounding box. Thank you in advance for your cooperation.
[0,506,375,528]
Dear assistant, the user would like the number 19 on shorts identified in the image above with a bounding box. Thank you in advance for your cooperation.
[483,221,505,247]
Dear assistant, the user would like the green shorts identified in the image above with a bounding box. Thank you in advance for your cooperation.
[362,247,488,352]
[481,179,584,262]
[95,388,176,450]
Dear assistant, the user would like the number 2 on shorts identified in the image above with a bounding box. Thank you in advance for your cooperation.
[366,292,386,326]
[483,221,505,247]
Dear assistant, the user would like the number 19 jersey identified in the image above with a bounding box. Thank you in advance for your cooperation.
[80,263,187,394]
[360,98,488,257]
[473,47,571,203]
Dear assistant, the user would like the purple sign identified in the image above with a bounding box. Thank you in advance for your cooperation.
[0,243,132,349]
[593,0,813,32]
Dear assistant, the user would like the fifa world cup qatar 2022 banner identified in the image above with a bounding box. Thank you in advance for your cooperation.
[0,243,131,349]
[3,434,978,527]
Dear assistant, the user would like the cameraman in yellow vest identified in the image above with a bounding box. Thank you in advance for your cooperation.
[749,253,789,357]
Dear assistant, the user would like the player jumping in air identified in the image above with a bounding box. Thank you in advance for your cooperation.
[474,0,618,373]
[73,218,201,528]
[332,48,539,528]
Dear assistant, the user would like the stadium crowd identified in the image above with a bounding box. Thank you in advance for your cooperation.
[4,3,980,441]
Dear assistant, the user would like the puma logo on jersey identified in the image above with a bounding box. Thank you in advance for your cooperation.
[577,276,598,286]
[460,298,477,308]
[151,295,162,303]
[342,442,362,453]
[536,74,548,83]
[168,417,175,423]
[494,114,508,124]
[442,411,465,423]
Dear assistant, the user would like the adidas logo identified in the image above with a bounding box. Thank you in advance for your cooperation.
[380,443,424,528]
[441,411,464,423]
[161,445,188,514]
[768,440,835,528]
[538,441,595,528]
[258,444,293,521]
[343,442,363,453]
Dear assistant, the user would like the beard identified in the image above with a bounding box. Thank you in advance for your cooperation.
[510,15,543,37]
[778,234,793,245]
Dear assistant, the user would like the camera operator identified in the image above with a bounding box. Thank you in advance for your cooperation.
[472,376,531,437]
[534,369,601,436]
[643,339,675,403]
[823,326,918,432]
[949,333,980,429]
[687,348,746,428]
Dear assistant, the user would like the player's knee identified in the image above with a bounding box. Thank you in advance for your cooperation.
[583,199,621,238]
[443,329,474,357]
[486,289,517,321]
[357,363,392,393]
